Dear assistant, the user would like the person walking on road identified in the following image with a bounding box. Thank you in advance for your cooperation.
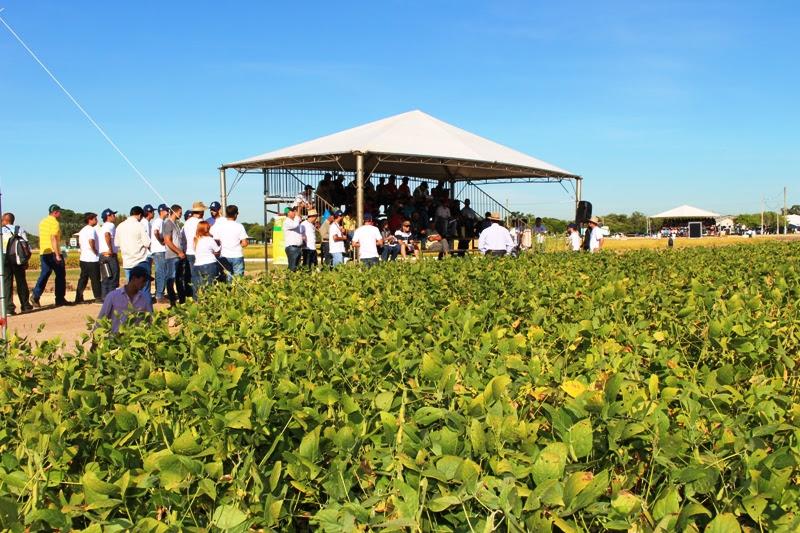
[114,206,151,282]
[2,212,32,314]
[75,212,102,303]
[31,204,69,307]
[98,208,119,299]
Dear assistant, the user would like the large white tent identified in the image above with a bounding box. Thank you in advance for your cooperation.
[219,110,582,226]
[223,110,578,181]
[650,205,721,219]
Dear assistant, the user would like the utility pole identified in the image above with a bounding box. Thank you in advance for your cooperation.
[784,186,788,235]
[761,196,765,235]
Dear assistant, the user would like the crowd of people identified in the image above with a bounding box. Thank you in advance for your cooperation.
[1,191,604,329]
[1,201,249,331]
[281,177,606,270]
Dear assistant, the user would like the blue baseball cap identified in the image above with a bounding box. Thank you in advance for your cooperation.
[209,201,221,211]
[101,208,117,220]
[184,211,193,221]
[158,203,169,212]
[333,209,343,217]
[363,213,373,221]
[143,204,155,213]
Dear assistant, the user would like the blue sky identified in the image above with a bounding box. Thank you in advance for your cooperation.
[1,1,798,230]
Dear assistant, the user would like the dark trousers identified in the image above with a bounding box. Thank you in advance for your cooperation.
[3,261,30,312]
[487,250,507,257]
[165,256,186,304]
[75,261,101,302]
[302,248,318,268]
[320,242,331,266]
[381,245,400,261]
[33,253,67,303]
[286,245,302,271]
[99,254,120,299]
[184,255,196,299]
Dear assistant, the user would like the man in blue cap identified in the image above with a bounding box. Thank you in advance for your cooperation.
[98,208,119,299]
[150,204,170,303]
[206,201,222,226]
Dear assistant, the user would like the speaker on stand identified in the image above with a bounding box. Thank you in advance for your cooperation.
[576,200,592,223]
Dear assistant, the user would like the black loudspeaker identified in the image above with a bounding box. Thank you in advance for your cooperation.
[688,222,702,238]
[576,200,592,223]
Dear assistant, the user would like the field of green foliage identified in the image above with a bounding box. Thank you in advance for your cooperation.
[1,243,800,531]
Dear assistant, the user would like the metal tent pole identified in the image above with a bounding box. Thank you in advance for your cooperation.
[268,168,269,273]
[219,168,228,212]
[0,188,6,341]
[575,177,582,220]
[356,153,365,227]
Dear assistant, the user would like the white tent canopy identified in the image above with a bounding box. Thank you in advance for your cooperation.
[222,110,578,181]
[787,214,800,226]
[650,205,721,219]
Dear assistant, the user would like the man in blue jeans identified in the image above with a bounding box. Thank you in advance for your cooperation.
[210,204,249,280]
[31,204,69,307]
[150,204,170,303]
[282,206,303,271]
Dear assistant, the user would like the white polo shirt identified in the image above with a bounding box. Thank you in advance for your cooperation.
[300,220,317,250]
[210,218,249,258]
[352,224,382,259]
[329,222,345,254]
[183,216,201,255]
[478,223,515,254]
[150,216,167,253]
[78,224,100,262]
[98,222,117,254]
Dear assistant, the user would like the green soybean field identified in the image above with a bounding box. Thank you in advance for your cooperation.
[1,242,800,532]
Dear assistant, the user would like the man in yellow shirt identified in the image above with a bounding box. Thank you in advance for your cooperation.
[31,204,69,307]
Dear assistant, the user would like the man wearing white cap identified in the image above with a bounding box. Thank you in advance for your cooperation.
[300,209,319,269]
[478,212,515,256]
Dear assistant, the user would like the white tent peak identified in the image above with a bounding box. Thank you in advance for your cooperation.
[223,109,576,179]
[650,205,721,219]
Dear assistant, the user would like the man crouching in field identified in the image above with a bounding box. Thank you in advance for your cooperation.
[95,265,153,334]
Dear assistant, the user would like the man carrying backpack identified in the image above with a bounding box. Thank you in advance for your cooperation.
[1,212,33,315]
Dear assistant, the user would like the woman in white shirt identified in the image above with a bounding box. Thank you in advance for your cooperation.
[191,221,220,296]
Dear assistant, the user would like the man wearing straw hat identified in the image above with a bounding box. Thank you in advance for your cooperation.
[300,209,319,269]
[587,216,604,253]
[478,212,515,256]
[183,201,206,293]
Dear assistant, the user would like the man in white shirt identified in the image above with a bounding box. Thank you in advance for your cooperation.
[183,201,206,294]
[114,206,151,281]
[210,204,249,279]
[300,209,319,269]
[150,204,169,303]
[328,210,347,267]
[588,216,604,253]
[2,212,32,314]
[352,213,383,267]
[283,206,304,271]
[75,212,102,303]
[478,212,515,256]
[98,208,119,299]
[567,223,582,252]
